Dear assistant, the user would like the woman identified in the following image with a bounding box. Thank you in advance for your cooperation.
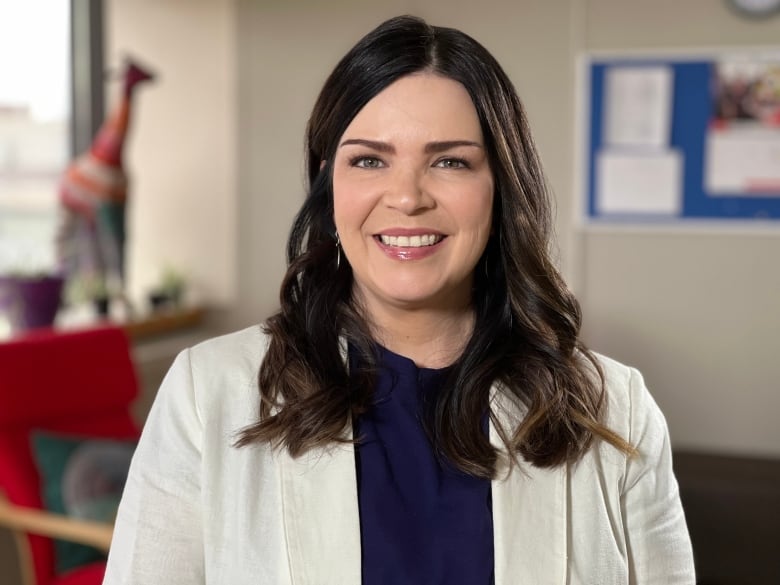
[104,15,695,585]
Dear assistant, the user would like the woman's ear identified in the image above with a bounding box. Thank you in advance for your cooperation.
[320,160,327,170]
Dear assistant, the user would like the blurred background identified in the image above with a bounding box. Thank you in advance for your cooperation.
[1,1,778,584]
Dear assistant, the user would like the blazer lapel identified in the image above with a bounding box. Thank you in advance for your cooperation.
[491,394,569,585]
[280,434,362,585]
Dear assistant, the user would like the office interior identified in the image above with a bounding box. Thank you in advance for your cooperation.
[1,1,778,584]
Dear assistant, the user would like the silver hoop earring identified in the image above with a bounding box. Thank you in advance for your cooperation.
[335,233,341,270]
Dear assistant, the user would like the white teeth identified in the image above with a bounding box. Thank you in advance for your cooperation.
[379,234,441,247]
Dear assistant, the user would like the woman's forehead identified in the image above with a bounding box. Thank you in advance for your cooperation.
[339,73,484,146]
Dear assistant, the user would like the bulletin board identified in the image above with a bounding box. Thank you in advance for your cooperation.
[582,50,780,223]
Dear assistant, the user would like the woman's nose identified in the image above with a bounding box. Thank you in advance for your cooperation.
[382,167,434,214]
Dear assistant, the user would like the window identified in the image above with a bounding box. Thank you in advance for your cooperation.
[0,0,103,274]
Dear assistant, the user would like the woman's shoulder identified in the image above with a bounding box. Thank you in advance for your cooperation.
[163,324,270,417]
[187,324,269,371]
[588,351,670,449]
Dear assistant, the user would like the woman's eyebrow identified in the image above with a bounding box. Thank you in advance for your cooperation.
[424,140,483,153]
[339,138,394,152]
[338,138,483,153]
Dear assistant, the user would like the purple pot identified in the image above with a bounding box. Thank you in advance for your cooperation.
[0,275,64,331]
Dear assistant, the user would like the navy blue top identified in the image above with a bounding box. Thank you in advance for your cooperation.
[352,345,494,585]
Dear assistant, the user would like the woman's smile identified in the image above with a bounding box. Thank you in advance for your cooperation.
[374,231,447,260]
[375,233,444,248]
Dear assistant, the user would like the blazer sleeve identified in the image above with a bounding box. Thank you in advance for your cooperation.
[103,349,205,584]
[621,367,695,585]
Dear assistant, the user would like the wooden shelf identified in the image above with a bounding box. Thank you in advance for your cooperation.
[0,306,208,345]
[122,306,206,341]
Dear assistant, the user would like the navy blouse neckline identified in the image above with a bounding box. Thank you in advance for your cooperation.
[351,343,495,585]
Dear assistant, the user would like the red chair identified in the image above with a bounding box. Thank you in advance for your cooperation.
[0,326,140,585]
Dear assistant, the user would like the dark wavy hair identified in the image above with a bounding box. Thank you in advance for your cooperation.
[236,15,631,477]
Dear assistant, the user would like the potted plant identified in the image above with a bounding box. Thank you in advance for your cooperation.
[61,273,115,319]
[0,271,65,332]
[148,266,186,312]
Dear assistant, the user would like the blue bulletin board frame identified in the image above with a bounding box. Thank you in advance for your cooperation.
[583,52,780,223]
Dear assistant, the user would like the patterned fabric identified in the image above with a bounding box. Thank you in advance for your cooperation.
[56,60,154,291]
[32,433,136,574]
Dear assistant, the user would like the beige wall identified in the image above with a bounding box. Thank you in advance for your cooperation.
[105,0,238,308]
[111,0,780,456]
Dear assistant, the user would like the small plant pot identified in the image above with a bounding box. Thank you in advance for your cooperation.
[148,289,180,312]
[93,295,111,318]
[0,275,65,331]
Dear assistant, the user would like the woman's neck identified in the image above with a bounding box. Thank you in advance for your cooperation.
[362,303,475,369]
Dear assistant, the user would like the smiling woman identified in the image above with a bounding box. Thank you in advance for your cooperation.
[103,14,696,585]
[332,74,494,360]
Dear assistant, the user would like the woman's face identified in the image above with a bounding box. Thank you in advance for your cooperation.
[332,72,494,317]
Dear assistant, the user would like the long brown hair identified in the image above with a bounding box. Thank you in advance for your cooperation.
[236,15,632,477]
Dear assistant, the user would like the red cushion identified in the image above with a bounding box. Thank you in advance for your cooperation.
[0,326,138,426]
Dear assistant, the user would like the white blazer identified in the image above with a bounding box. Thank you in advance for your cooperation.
[104,325,695,584]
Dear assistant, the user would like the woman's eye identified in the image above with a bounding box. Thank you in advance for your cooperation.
[435,158,469,169]
[351,156,384,169]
